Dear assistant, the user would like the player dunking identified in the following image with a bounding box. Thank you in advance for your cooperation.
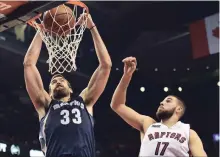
[23,14,111,157]
[110,57,207,157]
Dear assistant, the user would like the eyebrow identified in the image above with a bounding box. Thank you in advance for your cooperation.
[50,78,60,84]
[52,77,63,81]
[167,97,173,100]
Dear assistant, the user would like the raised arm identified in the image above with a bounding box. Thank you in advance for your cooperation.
[189,129,207,157]
[110,57,155,132]
[23,32,51,116]
[80,14,112,114]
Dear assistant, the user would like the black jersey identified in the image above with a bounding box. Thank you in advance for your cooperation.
[39,96,95,157]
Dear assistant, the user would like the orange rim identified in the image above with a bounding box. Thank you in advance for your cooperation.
[66,0,89,14]
[27,0,89,28]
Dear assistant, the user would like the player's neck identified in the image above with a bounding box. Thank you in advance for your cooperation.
[57,95,71,102]
[161,117,179,128]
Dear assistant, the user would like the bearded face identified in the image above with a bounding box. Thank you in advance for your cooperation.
[156,96,179,120]
[50,76,72,100]
[156,106,176,120]
[52,84,69,99]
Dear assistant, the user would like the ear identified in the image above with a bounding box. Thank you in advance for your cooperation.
[49,85,52,97]
[176,105,182,113]
[70,88,73,94]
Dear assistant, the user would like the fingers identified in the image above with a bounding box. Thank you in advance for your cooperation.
[77,14,86,22]
[122,56,136,62]
[122,56,137,66]
[123,56,137,73]
[77,13,88,21]
[131,62,136,67]
[77,13,94,29]
[78,13,90,21]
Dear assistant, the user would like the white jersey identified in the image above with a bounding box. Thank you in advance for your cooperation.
[139,121,190,157]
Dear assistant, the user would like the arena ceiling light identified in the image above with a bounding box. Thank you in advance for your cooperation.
[140,87,145,92]
[178,87,183,92]
[164,87,169,92]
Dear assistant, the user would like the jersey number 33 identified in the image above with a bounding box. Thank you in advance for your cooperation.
[60,109,82,125]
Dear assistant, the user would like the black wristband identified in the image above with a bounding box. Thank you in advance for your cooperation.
[89,25,96,30]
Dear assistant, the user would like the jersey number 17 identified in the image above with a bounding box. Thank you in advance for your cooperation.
[155,142,169,155]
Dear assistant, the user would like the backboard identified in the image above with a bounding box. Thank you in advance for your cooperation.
[0,1,66,32]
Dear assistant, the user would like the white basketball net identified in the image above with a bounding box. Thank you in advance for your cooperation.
[29,4,88,74]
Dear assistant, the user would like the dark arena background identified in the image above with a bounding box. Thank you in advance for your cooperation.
[0,1,219,157]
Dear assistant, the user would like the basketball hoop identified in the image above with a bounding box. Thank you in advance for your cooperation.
[27,1,89,74]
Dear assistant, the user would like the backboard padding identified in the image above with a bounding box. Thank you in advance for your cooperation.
[0,1,66,32]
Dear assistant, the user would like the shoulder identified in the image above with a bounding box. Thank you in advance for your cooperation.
[75,94,93,116]
[189,129,198,138]
[178,121,190,130]
[142,116,156,124]
[142,116,157,133]
[37,99,54,120]
[74,94,84,102]
[179,121,190,126]
[79,88,90,105]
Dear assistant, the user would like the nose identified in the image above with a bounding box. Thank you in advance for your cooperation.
[56,81,62,86]
[160,102,164,106]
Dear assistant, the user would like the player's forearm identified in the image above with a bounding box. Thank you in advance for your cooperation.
[90,27,112,68]
[111,74,132,109]
[23,32,42,66]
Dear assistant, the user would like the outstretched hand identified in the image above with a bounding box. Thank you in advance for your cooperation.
[77,13,95,29]
[122,57,137,76]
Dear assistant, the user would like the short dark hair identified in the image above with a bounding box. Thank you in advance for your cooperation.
[49,74,72,93]
[51,74,64,81]
[169,95,186,118]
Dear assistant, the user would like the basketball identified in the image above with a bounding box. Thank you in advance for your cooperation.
[43,5,75,36]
